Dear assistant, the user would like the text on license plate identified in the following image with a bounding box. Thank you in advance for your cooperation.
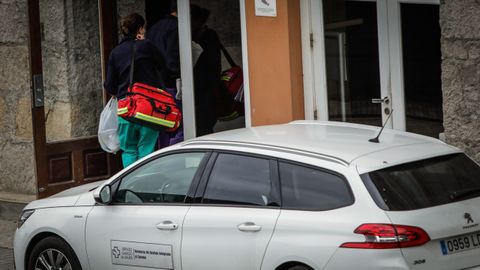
[440,231,480,255]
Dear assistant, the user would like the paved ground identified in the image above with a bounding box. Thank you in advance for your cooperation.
[0,220,17,269]
[0,200,27,270]
[0,247,15,270]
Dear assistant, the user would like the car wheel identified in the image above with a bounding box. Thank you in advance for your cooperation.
[27,236,82,270]
[288,266,313,270]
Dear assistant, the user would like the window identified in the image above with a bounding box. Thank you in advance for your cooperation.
[203,154,278,207]
[279,162,354,211]
[362,153,480,211]
[114,152,205,204]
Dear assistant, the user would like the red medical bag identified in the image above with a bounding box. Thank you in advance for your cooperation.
[117,82,181,131]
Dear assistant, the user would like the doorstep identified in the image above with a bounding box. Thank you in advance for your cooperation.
[0,192,36,204]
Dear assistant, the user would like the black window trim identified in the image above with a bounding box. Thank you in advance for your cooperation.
[193,150,282,210]
[276,159,356,212]
[360,173,389,210]
[107,149,212,206]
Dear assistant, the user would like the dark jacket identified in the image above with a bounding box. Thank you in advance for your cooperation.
[147,15,180,88]
[193,27,222,136]
[193,27,222,107]
[104,37,165,98]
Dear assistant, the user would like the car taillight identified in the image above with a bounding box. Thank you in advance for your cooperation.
[340,223,430,249]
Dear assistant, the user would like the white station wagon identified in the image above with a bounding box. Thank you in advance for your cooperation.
[14,121,480,270]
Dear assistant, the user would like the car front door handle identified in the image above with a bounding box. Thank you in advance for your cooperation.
[156,221,178,231]
[237,222,262,232]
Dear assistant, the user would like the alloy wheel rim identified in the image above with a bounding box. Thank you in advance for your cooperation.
[35,248,72,270]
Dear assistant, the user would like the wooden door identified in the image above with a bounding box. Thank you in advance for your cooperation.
[27,0,122,198]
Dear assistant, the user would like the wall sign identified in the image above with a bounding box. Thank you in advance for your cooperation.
[255,0,277,17]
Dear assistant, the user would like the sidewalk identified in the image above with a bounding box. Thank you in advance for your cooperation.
[0,218,17,269]
[0,193,33,270]
[0,247,14,270]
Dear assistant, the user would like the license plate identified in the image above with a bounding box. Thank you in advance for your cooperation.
[440,231,480,255]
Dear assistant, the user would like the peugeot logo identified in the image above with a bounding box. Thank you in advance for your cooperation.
[465,213,474,224]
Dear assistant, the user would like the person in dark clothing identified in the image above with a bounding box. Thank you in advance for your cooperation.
[147,0,184,147]
[104,13,165,167]
[191,5,221,136]
[147,1,180,89]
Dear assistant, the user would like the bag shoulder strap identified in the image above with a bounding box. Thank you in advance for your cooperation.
[220,42,237,68]
[129,40,137,88]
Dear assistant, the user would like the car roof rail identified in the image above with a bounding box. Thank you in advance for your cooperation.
[182,140,349,166]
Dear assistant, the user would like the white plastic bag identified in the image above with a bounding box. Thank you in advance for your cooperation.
[98,98,120,153]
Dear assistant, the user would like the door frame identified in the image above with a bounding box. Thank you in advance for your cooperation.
[302,0,440,129]
[27,0,122,198]
[177,0,252,140]
[177,0,196,140]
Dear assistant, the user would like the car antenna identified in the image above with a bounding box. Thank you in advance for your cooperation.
[369,110,394,143]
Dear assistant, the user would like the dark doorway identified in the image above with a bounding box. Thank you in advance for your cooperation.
[401,4,443,138]
[144,0,246,138]
[191,1,245,136]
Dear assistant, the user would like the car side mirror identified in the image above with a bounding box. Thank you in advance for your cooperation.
[94,185,112,205]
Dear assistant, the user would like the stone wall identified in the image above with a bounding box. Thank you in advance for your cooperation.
[40,0,73,141]
[68,0,103,138]
[40,0,103,141]
[440,0,480,162]
[0,0,36,194]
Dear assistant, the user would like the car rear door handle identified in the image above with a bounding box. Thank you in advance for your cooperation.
[156,221,178,231]
[237,222,262,232]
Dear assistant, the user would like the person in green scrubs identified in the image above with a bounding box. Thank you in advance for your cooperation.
[104,13,165,167]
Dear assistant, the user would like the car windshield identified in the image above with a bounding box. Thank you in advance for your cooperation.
[361,153,480,211]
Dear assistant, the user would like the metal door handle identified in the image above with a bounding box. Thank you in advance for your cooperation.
[156,221,178,231]
[237,222,262,232]
[372,96,390,104]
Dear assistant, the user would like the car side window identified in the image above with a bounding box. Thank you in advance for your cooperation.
[279,162,354,211]
[202,153,278,207]
[114,152,206,204]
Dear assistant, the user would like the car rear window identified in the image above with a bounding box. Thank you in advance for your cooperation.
[361,153,480,211]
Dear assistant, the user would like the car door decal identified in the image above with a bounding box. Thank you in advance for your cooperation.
[111,240,173,269]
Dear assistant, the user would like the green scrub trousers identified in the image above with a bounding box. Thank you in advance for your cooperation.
[118,117,159,168]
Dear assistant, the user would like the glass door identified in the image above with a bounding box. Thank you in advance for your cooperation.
[322,0,389,127]
[317,0,441,135]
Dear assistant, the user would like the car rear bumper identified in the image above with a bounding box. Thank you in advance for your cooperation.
[323,248,411,270]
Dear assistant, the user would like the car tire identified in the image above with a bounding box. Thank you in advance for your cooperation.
[288,266,313,270]
[27,236,82,270]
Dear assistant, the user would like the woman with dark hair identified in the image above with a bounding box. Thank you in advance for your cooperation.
[104,13,165,167]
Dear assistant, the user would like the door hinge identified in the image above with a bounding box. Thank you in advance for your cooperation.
[314,109,318,120]
[310,33,314,48]
[33,74,44,107]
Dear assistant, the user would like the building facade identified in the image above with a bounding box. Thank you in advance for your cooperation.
[0,0,478,197]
